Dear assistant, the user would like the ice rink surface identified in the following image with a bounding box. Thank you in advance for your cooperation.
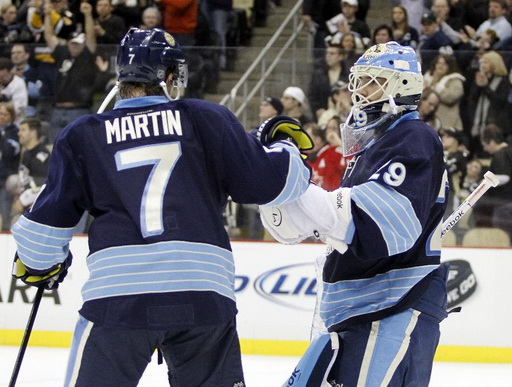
[1,346,512,386]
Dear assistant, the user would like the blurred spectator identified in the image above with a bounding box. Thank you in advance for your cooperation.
[371,23,394,45]
[467,51,510,157]
[458,0,488,30]
[0,57,28,123]
[465,0,512,44]
[27,0,78,42]
[473,123,512,239]
[302,0,341,58]
[317,80,351,126]
[139,6,162,30]
[391,5,419,48]
[458,158,483,201]
[10,43,44,118]
[94,0,128,45]
[325,115,344,147]
[200,0,231,69]
[0,101,20,231]
[156,0,198,47]
[27,0,79,110]
[423,53,465,130]
[306,124,347,191]
[339,31,363,67]
[355,0,370,22]
[392,0,431,33]
[458,28,499,71]
[0,3,34,43]
[418,88,442,130]
[326,0,371,48]
[325,31,363,68]
[431,0,464,46]
[258,97,283,122]
[308,42,349,121]
[44,1,97,143]
[112,0,144,28]
[280,86,313,125]
[417,10,453,69]
[439,127,469,216]
[7,117,50,222]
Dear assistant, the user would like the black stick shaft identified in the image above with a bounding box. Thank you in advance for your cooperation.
[9,286,45,387]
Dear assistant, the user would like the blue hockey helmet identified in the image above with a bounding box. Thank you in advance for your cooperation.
[341,42,423,156]
[116,28,188,88]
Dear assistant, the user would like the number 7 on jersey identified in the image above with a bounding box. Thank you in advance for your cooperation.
[115,142,182,237]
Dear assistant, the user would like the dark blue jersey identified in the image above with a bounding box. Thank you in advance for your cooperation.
[12,96,310,328]
[320,112,449,331]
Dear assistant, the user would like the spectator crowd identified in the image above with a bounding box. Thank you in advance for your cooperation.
[240,0,512,244]
[0,0,510,245]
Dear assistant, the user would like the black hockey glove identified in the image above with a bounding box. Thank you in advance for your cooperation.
[13,252,73,290]
[254,116,314,157]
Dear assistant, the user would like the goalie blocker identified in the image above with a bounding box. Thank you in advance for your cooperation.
[260,184,352,253]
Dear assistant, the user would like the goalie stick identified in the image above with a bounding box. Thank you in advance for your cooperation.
[441,171,499,237]
[286,171,499,387]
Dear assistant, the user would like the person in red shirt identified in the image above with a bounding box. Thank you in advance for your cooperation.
[307,121,349,191]
[157,0,198,46]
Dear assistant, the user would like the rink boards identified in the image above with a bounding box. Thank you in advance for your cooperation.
[1,233,511,363]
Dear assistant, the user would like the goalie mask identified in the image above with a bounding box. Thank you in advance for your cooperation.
[341,42,423,156]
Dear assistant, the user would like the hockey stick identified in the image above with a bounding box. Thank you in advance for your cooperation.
[441,171,499,237]
[9,285,45,387]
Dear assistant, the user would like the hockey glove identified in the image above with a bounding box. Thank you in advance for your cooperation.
[13,253,73,290]
[255,115,314,157]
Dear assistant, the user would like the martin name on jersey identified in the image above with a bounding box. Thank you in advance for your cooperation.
[105,109,183,144]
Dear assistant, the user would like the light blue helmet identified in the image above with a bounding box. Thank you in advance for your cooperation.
[341,42,424,156]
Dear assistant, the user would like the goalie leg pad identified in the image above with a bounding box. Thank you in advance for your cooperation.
[282,332,340,387]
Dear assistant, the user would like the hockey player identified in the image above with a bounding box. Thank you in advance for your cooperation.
[11,28,313,386]
[261,42,449,386]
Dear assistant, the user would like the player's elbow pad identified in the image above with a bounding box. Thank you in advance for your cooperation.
[259,184,352,253]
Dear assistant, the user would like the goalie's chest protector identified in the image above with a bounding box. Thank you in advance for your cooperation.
[321,117,448,330]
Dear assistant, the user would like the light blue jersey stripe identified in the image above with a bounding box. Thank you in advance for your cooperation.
[320,265,438,329]
[265,143,309,206]
[351,182,422,255]
[11,215,74,270]
[82,241,236,302]
[64,316,93,387]
[359,309,420,386]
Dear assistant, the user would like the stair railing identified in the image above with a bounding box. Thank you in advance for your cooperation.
[219,0,310,127]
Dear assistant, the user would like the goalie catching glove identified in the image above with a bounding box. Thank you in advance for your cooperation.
[259,184,353,253]
[13,253,73,290]
[255,115,313,158]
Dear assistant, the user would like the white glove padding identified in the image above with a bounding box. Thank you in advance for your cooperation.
[259,184,353,253]
[18,187,41,207]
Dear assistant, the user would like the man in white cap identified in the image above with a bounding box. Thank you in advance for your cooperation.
[280,86,312,125]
